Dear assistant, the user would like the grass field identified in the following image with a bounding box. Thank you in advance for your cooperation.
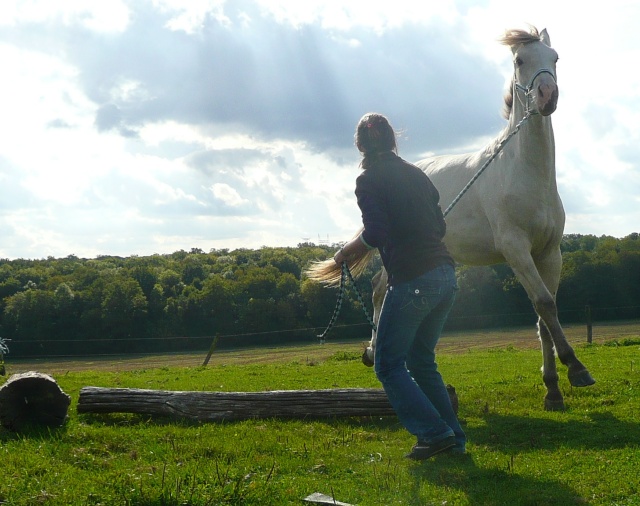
[1,321,639,505]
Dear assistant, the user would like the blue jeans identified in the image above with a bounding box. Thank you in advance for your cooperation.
[374,264,465,448]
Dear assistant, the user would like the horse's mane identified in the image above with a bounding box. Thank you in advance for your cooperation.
[499,26,542,119]
[500,26,541,47]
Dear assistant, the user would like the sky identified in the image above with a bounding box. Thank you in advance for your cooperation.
[1,0,639,260]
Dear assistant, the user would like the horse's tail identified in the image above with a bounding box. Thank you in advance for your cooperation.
[304,228,376,286]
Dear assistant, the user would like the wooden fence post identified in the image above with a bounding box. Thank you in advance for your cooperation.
[585,305,593,344]
[202,334,220,366]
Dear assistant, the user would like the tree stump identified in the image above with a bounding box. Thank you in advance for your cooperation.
[0,371,71,431]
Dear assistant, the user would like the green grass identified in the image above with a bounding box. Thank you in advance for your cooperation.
[1,340,639,505]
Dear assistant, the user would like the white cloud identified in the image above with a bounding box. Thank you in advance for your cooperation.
[211,183,246,207]
[0,0,130,32]
[256,0,460,31]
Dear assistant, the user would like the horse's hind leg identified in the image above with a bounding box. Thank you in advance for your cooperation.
[362,268,387,367]
[538,318,564,411]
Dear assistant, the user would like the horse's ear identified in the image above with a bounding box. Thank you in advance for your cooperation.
[540,28,551,46]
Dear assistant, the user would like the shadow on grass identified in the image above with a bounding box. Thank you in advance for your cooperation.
[409,453,586,506]
[78,412,204,427]
[473,410,640,451]
[0,423,68,441]
[408,410,640,505]
[78,413,406,431]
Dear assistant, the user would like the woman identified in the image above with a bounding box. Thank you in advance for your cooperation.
[334,113,465,459]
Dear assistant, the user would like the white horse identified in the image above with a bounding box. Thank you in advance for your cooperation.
[307,27,594,411]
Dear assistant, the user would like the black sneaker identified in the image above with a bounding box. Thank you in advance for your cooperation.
[405,435,456,460]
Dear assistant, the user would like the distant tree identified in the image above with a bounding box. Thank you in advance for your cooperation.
[197,275,237,335]
[0,278,21,314]
[260,250,302,278]
[130,265,158,298]
[158,269,183,298]
[182,254,206,285]
[51,283,80,340]
[101,278,148,341]
[450,266,516,328]
[3,288,55,342]
[300,279,339,327]
[237,266,278,301]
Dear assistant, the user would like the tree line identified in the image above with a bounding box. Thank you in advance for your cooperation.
[1,233,639,357]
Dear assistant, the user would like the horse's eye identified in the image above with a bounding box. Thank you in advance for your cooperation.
[515,57,524,67]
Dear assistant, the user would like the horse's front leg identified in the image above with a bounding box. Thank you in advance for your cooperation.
[502,245,594,408]
[533,249,595,389]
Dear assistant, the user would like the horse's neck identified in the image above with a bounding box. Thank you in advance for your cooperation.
[505,104,556,185]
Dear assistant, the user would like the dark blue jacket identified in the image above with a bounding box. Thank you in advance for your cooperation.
[355,151,453,284]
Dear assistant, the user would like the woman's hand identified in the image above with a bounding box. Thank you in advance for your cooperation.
[334,235,371,265]
[333,248,346,265]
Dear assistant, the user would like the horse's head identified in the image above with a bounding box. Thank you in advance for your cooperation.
[502,27,559,117]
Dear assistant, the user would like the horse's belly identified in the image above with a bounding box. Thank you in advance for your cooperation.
[446,236,504,266]
[441,204,505,266]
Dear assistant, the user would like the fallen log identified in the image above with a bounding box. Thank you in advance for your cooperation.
[78,385,458,422]
[78,387,396,421]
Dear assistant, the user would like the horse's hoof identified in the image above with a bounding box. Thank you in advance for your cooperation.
[361,350,374,367]
[544,397,565,411]
[568,368,596,387]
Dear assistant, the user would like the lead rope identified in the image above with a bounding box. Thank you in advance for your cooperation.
[317,108,535,342]
[0,337,9,376]
[443,110,533,216]
[317,262,377,343]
